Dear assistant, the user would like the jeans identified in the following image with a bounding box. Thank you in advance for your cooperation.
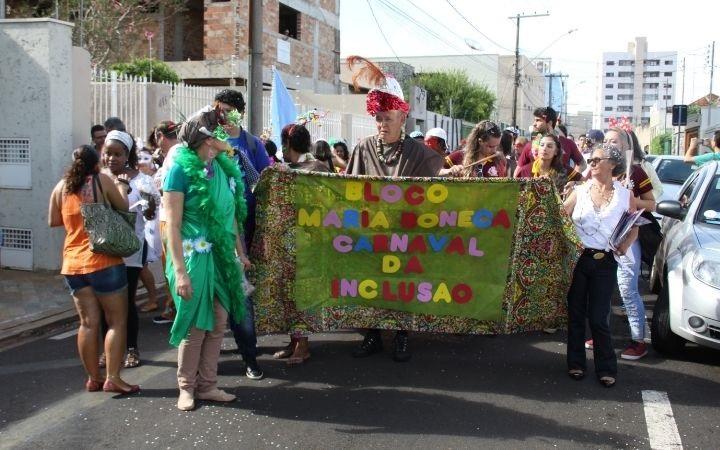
[567,252,618,378]
[617,240,646,341]
[229,294,258,360]
[64,264,127,295]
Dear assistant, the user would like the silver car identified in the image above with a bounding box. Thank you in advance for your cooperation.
[651,155,695,219]
[650,161,720,353]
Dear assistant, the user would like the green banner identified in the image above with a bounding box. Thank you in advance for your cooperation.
[292,177,520,320]
[250,169,582,335]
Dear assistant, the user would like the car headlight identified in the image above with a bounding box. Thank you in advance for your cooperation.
[692,250,720,289]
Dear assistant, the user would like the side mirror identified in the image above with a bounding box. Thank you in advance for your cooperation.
[656,200,686,220]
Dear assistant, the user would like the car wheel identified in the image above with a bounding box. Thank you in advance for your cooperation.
[651,279,685,354]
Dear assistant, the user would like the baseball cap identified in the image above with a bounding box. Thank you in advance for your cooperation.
[587,129,604,143]
[409,130,424,138]
[425,127,447,141]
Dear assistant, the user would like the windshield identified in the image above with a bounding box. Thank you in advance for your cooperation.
[655,159,694,185]
[697,175,720,226]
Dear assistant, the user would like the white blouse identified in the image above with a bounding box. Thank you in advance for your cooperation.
[572,180,631,251]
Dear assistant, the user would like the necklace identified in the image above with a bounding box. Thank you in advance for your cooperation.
[576,184,602,237]
[590,182,614,211]
[375,131,405,165]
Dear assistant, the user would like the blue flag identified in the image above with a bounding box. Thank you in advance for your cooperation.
[270,67,297,152]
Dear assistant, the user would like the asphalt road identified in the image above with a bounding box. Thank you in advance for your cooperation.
[0,283,719,449]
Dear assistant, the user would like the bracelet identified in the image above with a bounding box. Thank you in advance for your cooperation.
[116,178,130,185]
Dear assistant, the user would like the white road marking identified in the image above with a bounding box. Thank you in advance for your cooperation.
[49,329,79,340]
[642,390,683,450]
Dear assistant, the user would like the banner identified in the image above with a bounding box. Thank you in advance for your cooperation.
[250,169,582,335]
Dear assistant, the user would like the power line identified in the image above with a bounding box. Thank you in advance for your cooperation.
[366,0,402,63]
[445,0,514,53]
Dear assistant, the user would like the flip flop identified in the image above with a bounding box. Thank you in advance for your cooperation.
[599,376,616,388]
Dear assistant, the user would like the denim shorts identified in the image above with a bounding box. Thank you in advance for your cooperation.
[64,264,128,296]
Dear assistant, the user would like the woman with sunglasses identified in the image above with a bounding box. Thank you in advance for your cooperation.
[563,144,637,388]
[461,120,506,178]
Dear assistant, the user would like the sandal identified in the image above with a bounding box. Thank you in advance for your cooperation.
[568,369,585,380]
[140,302,159,312]
[599,376,616,388]
[124,348,141,368]
[98,352,106,369]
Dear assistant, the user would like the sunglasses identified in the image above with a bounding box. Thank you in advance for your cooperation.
[587,157,610,165]
[477,121,501,138]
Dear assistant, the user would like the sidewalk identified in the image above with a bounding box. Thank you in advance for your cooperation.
[0,265,165,347]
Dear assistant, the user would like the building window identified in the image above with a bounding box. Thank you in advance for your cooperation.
[643,94,659,101]
[605,72,614,77]
[617,106,633,112]
[663,95,672,100]
[618,71,633,77]
[619,60,634,66]
[618,83,634,89]
[664,83,673,89]
[605,107,613,111]
[604,118,610,123]
[279,3,301,40]
[663,71,672,76]
[643,71,660,78]
[618,94,634,100]
[643,83,659,89]
[664,60,673,65]
[642,106,651,112]
[644,59,660,66]
[605,95,613,100]
[606,61,615,66]
[605,83,614,88]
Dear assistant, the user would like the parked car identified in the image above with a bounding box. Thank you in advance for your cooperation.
[650,161,720,353]
[651,155,695,206]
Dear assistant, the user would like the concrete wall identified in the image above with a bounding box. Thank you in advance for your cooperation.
[0,19,89,270]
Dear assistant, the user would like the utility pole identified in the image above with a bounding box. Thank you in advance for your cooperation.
[0,0,5,19]
[248,0,263,135]
[508,12,549,128]
[708,41,715,127]
[677,57,686,154]
[664,77,669,131]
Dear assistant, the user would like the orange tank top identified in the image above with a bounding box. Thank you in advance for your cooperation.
[61,178,123,275]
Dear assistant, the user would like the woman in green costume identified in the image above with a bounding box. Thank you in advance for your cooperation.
[163,109,251,411]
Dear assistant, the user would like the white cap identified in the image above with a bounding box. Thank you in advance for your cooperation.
[425,127,447,141]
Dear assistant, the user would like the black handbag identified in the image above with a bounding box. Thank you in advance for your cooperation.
[80,175,140,257]
[638,210,663,266]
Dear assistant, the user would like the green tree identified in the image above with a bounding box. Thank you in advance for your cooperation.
[412,70,495,123]
[650,132,673,155]
[6,0,185,67]
[111,58,180,83]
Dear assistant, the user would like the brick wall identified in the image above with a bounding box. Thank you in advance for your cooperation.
[203,1,238,61]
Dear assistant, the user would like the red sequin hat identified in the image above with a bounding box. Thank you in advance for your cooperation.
[346,56,409,116]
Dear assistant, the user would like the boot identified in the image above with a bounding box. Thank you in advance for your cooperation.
[392,331,411,362]
[352,329,383,358]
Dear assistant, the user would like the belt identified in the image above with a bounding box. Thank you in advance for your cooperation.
[582,248,612,260]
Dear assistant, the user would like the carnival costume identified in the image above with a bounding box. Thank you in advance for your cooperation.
[165,139,248,347]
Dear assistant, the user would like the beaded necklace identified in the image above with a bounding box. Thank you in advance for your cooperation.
[375,131,405,165]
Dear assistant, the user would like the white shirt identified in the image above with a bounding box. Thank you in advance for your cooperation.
[572,180,631,251]
[123,172,160,268]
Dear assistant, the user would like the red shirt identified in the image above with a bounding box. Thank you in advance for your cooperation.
[517,135,584,169]
[628,165,652,197]
[448,150,464,166]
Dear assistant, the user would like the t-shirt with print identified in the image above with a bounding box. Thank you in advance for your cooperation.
[518,135,584,169]
[628,164,653,197]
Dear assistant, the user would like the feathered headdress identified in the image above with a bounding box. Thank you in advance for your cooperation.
[346,56,409,116]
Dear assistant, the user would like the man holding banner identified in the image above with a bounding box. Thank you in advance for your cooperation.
[345,56,445,362]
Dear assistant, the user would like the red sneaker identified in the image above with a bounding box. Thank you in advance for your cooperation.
[621,341,648,360]
[584,339,593,349]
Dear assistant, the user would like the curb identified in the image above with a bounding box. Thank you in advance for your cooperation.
[0,286,166,349]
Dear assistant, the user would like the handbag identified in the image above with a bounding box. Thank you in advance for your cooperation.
[638,210,663,266]
[80,175,141,257]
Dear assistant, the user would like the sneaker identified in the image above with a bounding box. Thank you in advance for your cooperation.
[152,311,174,324]
[392,331,411,362]
[245,358,264,380]
[352,330,383,358]
[584,339,593,350]
[621,341,648,360]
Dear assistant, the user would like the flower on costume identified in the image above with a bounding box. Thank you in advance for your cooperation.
[193,237,212,253]
[229,177,237,194]
[487,166,499,177]
[227,109,242,127]
[213,125,230,141]
[182,239,195,257]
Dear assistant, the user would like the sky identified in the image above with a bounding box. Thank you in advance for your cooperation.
[339,0,719,120]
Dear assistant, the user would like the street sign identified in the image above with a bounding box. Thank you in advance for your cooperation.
[672,105,688,126]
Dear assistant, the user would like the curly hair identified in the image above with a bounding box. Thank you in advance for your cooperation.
[462,120,501,176]
[214,89,246,112]
[64,145,99,194]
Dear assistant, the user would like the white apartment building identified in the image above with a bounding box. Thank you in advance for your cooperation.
[600,37,677,128]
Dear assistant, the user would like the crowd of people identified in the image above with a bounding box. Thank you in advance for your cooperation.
[49,57,673,409]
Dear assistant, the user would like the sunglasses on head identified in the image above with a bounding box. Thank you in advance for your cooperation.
[478,121,501,138]
[587,157,610,165]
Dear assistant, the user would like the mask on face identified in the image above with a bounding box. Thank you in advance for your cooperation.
[138,153,153,166]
